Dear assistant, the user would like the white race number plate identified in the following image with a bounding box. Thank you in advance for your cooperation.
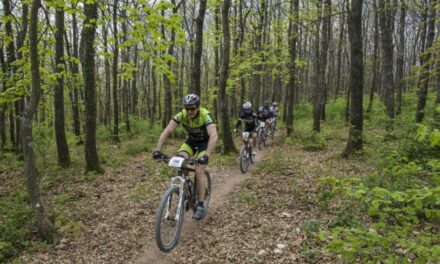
[168,157,185,168]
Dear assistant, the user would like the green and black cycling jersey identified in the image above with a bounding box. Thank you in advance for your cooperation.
[172,107,215,142]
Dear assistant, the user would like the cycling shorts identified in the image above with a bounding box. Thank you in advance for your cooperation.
[178,140,208,159]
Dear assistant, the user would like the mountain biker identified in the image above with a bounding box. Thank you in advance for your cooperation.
[270,102,279,129]
[257,101,275,134]
[234,101,258,155]
[153,94,218,220]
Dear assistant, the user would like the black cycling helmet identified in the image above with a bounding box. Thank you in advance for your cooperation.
[182,93,200,107]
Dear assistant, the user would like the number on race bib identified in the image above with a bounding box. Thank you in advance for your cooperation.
[242,132,250,139]
[168,157,185,168]
[260,122,266,128]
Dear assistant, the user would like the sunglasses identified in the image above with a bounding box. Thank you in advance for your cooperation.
[185,107,198,112]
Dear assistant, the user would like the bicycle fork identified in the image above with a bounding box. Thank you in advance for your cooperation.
[164,176,186,222]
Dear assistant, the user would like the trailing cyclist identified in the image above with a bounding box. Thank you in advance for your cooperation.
[270,102,279,129]
[257,101,275,136]
[153,94,218,220]
[234,101,258,155]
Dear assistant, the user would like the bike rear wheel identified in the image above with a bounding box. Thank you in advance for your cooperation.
[239,145,250,173]
[155,186,185,252]
[193,171,212,217]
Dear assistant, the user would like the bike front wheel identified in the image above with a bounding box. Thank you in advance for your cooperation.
[155,186,185,252]
[239,145,250,173]
[258,130,264,150]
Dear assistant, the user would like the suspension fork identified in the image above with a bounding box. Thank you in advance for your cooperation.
[164,175,186,221]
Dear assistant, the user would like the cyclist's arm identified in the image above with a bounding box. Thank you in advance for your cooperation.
[205,124,218,157]
[155,120,179,151]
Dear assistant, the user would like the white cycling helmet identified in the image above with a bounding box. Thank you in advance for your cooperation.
[243,101,252,110]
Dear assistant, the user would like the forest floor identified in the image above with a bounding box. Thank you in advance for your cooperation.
[14,127,376,264]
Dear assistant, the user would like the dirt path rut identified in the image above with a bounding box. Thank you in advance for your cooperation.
[132,148,266,264]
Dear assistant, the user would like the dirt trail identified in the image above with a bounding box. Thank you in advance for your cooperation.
[132,146,267,264]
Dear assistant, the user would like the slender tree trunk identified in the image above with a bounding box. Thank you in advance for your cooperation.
[218,0,236,154]
[121,9,130,133]
[112,0,120,142]
[320,0,331,121]
[69,9,81,139]
[54,7,70,167]
[343,0,364,157]
[81,0,102,173]
[434,58,440,126]
[213,7,220,122]
[286,0,299,136]
[312,0,323,132]
[103,17,111,126]
[367,0,379,113]
[131,45,138,115]
[161,0,179,128]
[395,0,406,116]
[3,0,17,149]
[379,0,395,129]
[191,0,207,96]
[0,40,6,148]
[22,0,56,242]
[415,0,436,123]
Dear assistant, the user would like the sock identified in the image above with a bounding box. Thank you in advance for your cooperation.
[198,201,204,208]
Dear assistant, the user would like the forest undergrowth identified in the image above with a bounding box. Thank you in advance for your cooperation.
[1,93,439,263]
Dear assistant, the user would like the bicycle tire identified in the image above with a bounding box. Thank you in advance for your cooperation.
[155,186,185,252]
[271,124,275,140]
[249,144,254,164]
[239,145,249,173]
[193,171,212,217]
[258,130,264,150]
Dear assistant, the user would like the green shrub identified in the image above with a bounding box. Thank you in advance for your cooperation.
[0,190,33,262]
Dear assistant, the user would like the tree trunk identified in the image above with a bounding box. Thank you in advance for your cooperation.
[218,0,236,154]
[22,0,56,242]
[286,0,299,136]
[320,0,331,122]
[67,8,81,140]
[0,40,6,148]
[367,0,379,113]
[379,0,395,129]
[161,0,179,128]
[415,0,436,123]
[434,57,440,127]
[103,16,111,126]
[213,7,220,122]
[191,0,207,96]
[343,0,364,157]
[3,0,17,149]
[54,7,70,167]
[121,10,130,133]
[395,0,406,116]
[312,0,323,132]
[131,45,138,115]
[81,0,102,173]
[112,0,120,142]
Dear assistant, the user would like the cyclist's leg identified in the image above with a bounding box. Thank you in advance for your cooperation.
[195,149,207,202]
[177,142,193,158]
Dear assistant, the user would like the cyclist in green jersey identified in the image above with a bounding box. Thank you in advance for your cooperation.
[153,94,218,220]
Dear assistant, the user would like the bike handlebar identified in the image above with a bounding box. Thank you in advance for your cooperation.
[160,154,197,166]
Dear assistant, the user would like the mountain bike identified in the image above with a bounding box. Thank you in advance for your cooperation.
[257,121,267,150]
[154,154,211,252]
[239,131,254,173]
